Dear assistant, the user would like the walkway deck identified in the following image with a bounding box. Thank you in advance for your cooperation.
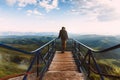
[43,51,84,80]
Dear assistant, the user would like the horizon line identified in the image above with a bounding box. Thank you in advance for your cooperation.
[0,31,120,36]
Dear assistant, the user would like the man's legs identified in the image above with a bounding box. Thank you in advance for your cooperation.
[61,40,66,53]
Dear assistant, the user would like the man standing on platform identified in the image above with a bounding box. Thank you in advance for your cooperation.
[58,27,68,53]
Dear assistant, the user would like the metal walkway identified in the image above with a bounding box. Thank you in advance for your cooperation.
[43,51,84,80]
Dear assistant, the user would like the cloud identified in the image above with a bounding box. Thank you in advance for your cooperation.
[27,9,43,16]
[17,7,22,10]
[27,10,33,16]
[6,0,37,7]
[6,0,59,12]
[33,9,42,16]
[71,0,120,21]
[61,0,73,3]
[6,0,120,21]
[17,0,37,7]
[62,0,66,3]
[6,0,16,6]
[39,0,59,12]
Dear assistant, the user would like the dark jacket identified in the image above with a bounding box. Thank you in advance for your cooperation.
[58,29,68,40]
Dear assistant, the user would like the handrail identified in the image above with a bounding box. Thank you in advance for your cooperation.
[74,39,120,53]
[0,43,31,54]
[31,38,56,53]
[72,39,120,80]
[0,38,56,80]
[73,39,99,52]
[0,38,57,54]
[23,38,56,80]
[97,44,120,53]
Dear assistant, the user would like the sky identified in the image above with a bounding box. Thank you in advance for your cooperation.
[0,0,120,35]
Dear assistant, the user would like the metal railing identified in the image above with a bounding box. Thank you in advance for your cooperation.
[0,38,56,80]
[23,38,56,80]
[0,43,31,54]
[72,39,120,80]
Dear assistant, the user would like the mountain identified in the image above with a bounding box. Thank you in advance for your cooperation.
[74,35,120,49]
[0,32,58,36]
[73,35,120,59]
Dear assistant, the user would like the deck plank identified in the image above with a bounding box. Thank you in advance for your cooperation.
[43,51,84,80]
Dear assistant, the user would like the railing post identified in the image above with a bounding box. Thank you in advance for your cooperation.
[36,51,40,77]
[82,50,89,64]
[73,41,77,53]
[52,41,55,49]
[48,44,50,52]
[78,44,82,57]
[91,54,104,80]
[54,39,57,51]
[88,50,91,77]
[23,53,37,80]
[51,40,55,52]
[40,51,46,65]
[72,39,74,53]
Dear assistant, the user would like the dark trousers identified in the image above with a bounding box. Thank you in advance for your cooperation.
[61,39,67,52]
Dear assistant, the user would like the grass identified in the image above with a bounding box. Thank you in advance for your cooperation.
[0,61,26,78]
[89,59,120,80]
[0,43,50,78]
[98,59,120,75]
[0,47,32,78]
[9,44,40,51]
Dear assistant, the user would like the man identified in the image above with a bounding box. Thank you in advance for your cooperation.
[58,27,68,53]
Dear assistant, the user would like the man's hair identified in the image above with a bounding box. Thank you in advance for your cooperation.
[62,27,65,30]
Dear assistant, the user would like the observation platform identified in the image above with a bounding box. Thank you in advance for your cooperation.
[43,51,84,80]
